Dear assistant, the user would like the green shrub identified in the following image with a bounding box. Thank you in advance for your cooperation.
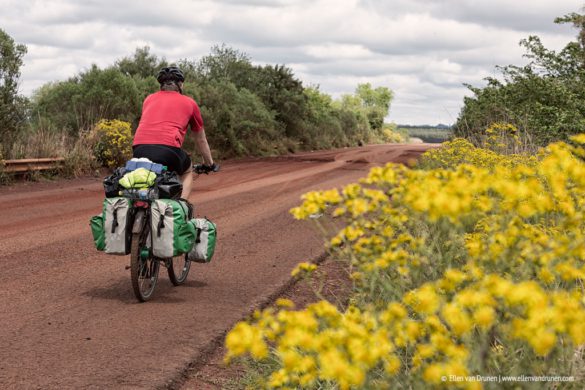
[198,80,284,157]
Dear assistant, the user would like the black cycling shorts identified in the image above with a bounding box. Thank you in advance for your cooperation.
[132,144,192,175]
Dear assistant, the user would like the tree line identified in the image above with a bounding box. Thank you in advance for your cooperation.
[4,9,585,164]
[0,37,394,162]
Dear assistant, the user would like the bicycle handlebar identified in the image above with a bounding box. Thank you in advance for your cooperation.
[193,163,220,174]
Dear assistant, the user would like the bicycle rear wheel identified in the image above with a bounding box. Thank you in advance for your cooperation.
[167,254,191,285]
[130,229,159,302]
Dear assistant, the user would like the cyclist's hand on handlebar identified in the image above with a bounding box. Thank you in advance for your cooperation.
[194,163,220,174]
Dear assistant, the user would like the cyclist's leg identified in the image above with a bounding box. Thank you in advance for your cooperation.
[180,169,193,199]
[175,150,193,199]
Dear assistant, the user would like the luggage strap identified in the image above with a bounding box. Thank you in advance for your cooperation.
[157,215,165,237]
[111,209,118,233]
[195,227,202,244]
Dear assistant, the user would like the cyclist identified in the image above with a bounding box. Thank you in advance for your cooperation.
[132,66,216,199]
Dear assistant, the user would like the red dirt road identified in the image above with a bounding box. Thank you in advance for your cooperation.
[0,144,436,389]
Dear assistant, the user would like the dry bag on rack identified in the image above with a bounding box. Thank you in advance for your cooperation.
[187,218,217,263]
[155,171,183,199]
[150,199,196,258]
[103,167,126,198]
[90,197,132,255]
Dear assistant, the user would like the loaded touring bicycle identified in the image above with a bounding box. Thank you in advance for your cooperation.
[90,160,218,302]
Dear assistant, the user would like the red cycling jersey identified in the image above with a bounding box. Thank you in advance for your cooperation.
[133,91,204,148]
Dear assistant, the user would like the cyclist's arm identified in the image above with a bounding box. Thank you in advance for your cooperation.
[193,128,214,166]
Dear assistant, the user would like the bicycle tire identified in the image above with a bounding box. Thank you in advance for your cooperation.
[130,225,159,302]
[167,254,191,285]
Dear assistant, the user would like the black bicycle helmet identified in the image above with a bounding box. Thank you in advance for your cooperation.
[156,66,185,84]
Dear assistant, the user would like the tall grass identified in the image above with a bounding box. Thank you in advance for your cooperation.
[60,129,101,177]
[8,127,69,159]
[4,126,100,178]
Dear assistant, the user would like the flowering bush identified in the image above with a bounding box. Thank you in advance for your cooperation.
[93,119,133,169]
[291,262,318,278]
[418,137,537,171]
[225,129,585,389]
[383,128,405,143]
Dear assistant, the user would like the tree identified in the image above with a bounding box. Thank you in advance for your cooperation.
[246,64,308,140]
[554,12,585,67]
[0,28,27,156]
[195,80,281,157]
[116,46,167,79]
[115,46,164,102]
[191,45,309,142]
[355,83,393,131]
[302,87,345,148]
[194,44,254,85]
[454,10,585,146]
[336,83,394,142]
[32,66,142,134]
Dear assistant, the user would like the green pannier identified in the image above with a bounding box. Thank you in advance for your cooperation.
[188,218,217,263]
[150,199,197,258]
[90,215,105,251]
[90,197,133,255]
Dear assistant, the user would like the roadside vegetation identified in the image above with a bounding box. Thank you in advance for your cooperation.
[0,35,397,179]
[223,9,585,389]
[225,126,585,389]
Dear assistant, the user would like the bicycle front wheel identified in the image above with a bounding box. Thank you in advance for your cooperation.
[130,232,160,302]
[168,254,191,285]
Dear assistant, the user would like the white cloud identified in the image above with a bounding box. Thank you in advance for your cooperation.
[0,0,581,124]
[303,44,375,60]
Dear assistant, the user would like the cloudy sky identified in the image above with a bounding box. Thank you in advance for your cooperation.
[0,0,582,125]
